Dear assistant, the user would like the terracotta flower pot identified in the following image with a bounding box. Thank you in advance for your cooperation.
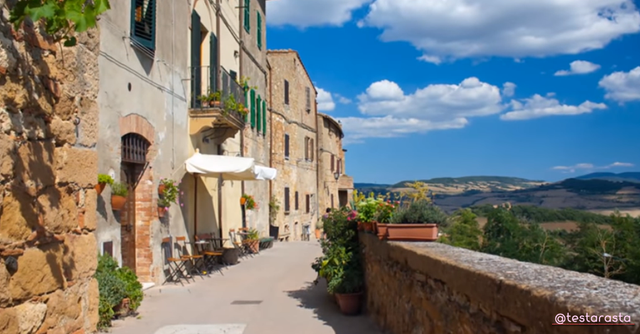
[95,182,106,195]
[247,240,259,254]
[315,229,322,239]
[158,184,166,195]
[240,197,247,205]
[376,223,388,240]
[111,195,127,211]
[211,101,222,108]
[158,206,167,218]
[363,222,375,233]
[335,292,363,315]
[386,224,438,241]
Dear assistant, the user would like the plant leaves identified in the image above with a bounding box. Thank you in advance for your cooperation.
[25,0,57,22]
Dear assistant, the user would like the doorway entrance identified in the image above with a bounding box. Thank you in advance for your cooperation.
[120,133,150,272]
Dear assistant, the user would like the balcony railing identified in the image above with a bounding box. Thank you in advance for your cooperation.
[189,65,246,129]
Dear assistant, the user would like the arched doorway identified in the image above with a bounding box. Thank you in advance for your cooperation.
[120,133,151,272]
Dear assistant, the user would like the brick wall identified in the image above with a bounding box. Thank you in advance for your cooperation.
[0,9,100,334]
[361,233,640,334]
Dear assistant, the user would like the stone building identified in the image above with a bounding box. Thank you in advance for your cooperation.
[0,8,100,333]
[267,50,319,240]
[96,0,191,286]
[240,0,271,236]
[317,113,354,211]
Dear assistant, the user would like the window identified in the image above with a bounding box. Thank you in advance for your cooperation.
[250,89,256,128]
[305,194,310,213]
[131,0,157,50]
[257,95,262,132]
[262,100,267,137]
[310,139,314,161]
[295,191,299,210]
[243,0,250,33]
[331,194,334,208]
[331,154,335,172]
[257,12,262,49]
[304,137,309,161]
[305,87,311,111]
[284,80,289,105]
[284,134,290,159]
[284,187,290,213]
[337,159,342,175]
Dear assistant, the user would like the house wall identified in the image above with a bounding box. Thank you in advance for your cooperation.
[97,0,191,284]
[0,9,100,332]
[241,0,270,237]
[268,51,318,239]
[317,113,346,212]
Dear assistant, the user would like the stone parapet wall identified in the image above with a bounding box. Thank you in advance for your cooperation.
[361,233,640,334]
[0,8,99,334]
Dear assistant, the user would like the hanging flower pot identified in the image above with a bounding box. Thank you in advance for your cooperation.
[158,206,167,218]
[95,182,106,195]
[110,182,128,211]
[158,184,166,196]
[111,195,127,211]
[97,173,114,195]
[240,197,247,205]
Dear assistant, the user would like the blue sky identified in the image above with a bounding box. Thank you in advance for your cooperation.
[266,0,640,184]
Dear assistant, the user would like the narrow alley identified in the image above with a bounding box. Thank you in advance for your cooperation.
[110,242,383,334]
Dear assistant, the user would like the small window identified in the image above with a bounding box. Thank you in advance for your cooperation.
[295,191,299,210]
[243,0,250,33]
[337,159,342,175]
[131,0,157,50]
[331,194,334,208]
[257,12,262,49]
[310,139,314,161]
[284,134,290,159]
[304,137,309,161]
[331,154,335,172]
[284,187,290,213]
[284,80,289,105]
[305,194,310,213]
[305,87,311,111]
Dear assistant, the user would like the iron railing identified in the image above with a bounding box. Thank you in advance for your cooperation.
[189,65,246,121]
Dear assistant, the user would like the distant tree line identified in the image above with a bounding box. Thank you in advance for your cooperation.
[439,207,640,285]
[470,204,617,225]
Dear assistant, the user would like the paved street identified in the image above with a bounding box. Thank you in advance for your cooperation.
[110,241,383,334]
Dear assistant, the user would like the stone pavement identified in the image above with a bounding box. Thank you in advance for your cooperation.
[110,241,383,334]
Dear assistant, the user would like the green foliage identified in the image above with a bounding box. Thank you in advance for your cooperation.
[98,173,114,185]
[111,182,128,197]
[355,197,380,223]
[159,178,179,208]
[471,204,617,225]
[9,0,111,47]
[242,194,256,210]
[246,228,260,241]
[268,196,280,226]
[439,209,482,251]
[390,200,449,226]
[95,254,144,330]
[223,94,248,117]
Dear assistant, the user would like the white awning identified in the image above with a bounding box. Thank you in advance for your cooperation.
[185,152,257,180]
[255,165,277,180]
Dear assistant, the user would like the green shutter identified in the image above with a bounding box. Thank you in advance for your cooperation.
[244,84,249,121]
[257,12,262,49]
[243,0,250,33]
[209,33,218,93]
[262,100,267,136]
[131,0,156,50]
[257,96,262,132]
[250,89,256,128]
[190,11,202,107]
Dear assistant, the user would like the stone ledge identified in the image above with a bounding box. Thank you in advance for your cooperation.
[361,233,640,334]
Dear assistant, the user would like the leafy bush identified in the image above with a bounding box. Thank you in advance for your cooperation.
[98,174,114,185]
[390,200,449,226]
[95,254,144,330]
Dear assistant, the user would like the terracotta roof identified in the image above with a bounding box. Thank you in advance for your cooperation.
[267,49,317,94]
[318,112,344,139]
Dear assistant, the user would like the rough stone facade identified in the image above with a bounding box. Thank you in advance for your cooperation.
[241,0,271,237]
[268,51,319,239]
[317,113,352,210]
[361,233,640,334]
[0,8,99,334]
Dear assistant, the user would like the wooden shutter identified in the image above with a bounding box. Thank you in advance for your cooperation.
[190,10,201,107]
[295,191,299,210]
[262,100,267,136]
[250,89,256,128]
[257,95,262,132]
[284,187,290,212]
[331,155,335,171]
[305,87,310,111]
[209,33,218,93]
[310,139,314,161]
[284,134,290,158]
[305,195,310,213]
[284,80,289,105]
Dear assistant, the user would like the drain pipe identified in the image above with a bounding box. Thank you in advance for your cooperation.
[238,0,246,228]
[215,0,223,238]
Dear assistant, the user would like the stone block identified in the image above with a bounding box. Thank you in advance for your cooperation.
[15,141,56,196]
[48,117,76,145]
[86,278,99,330]
[83,189,97,231]
[9,243,65,301]
[0,259,11,307]
[37,186,78,234]
[0,133,15,182]
[15,302,47,334]
[63,234,97,281]
[40,287,82,332]
[54,146,97,187]
[0,308,19,334]
[0,187,38,242]
[77,99,98,147]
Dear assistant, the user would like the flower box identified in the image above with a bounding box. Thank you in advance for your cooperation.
[385,224,438,241]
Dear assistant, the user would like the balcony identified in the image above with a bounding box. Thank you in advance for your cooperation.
[189,66,247,136]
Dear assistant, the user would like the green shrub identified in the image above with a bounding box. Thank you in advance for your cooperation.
[390,199,449,226]
[98,174,114,185]
[111,182,128,197]
[95,254,144,330]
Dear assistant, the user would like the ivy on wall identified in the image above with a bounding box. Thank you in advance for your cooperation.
[9,0,111,46]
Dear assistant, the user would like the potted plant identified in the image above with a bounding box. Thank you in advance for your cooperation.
[241,194,256,210]
[244,228,260,254]
[96,174,114,195]
[315,218,323,240]
[331,264,365,316]
[209,90,222,108]
[157,197,171,218]
[355,197,380,233]
[374,200,397,240]
[197,94,211,107]
[111,182,128,211]
[385,199,449,241]
[157,178,179,217]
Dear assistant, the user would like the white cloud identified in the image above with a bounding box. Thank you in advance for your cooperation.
[554,60,601,76]
[359,0,640,61]
[266,0,371,28]
[598,66,640,103]
[418,55,442,65]
[500,95,607,121]
[335,94,352,104]
[316,88,336,111]
[502,82,516,97]
[552,162,635,173]
[338,116,468,144]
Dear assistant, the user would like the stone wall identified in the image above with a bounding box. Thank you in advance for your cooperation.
[0,8,99,334]
[361,233,640,334]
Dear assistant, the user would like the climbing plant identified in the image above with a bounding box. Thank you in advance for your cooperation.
[9,0,111,47]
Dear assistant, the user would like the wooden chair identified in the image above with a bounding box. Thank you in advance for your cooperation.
[161,237,192,285]
[175,236,207,278]
[195,233,225,274]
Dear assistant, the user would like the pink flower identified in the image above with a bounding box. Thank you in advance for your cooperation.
[180,203,184,207]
